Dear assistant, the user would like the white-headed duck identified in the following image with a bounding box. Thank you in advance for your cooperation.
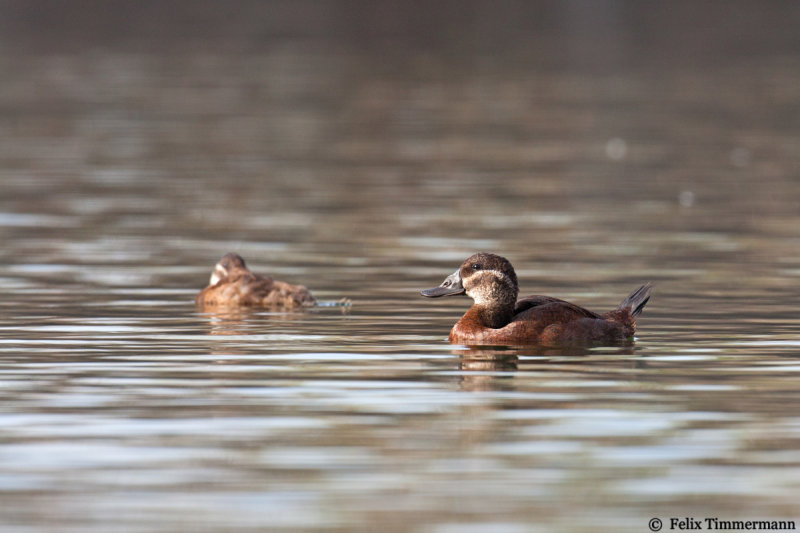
[422,252,651,345]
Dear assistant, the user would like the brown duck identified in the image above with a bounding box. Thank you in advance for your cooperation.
[422,252,652,345]
[196,253,316,309]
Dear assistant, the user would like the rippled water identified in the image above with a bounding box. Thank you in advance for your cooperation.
[1,2,800,532]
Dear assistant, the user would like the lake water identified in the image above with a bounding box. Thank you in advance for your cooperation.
[1,2,799,531]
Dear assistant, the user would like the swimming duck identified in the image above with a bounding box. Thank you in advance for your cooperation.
[421,252,652,345]
[196,253,316,309]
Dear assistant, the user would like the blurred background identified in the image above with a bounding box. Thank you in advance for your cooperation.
[3,0,799,281]
[1,1,799,532]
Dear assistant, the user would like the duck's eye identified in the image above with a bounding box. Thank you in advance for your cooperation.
[471,263,481,270]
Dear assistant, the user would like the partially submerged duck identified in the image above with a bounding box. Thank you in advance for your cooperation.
[196,253,316,309]
[422,252,652,345]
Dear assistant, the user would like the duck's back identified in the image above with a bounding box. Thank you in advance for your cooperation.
[511,295,636,344]
[513,295,600,319]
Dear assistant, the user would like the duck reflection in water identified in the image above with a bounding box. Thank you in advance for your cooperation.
[422,253,652,346]
[454,346,520,392]
[454,344,639,392]
[199,307,312,336]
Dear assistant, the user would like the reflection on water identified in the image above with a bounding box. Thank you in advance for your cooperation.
[2,1,800,531]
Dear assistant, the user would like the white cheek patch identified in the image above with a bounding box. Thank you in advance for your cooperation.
[210,265,227,285]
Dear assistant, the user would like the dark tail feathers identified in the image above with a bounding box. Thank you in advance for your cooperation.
[618,283,653,317]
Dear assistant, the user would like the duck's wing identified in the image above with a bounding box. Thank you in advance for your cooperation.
[196,271,275,307]
[513,295,600,320]
[231,271,280,305]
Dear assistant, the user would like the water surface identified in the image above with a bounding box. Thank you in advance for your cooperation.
[1,2,800,531]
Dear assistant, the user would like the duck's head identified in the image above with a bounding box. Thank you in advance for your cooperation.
[209,252,247,285]
[421,252,519,307]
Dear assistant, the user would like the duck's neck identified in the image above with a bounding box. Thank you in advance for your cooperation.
[462,278,519,330]
[468,302,515,329]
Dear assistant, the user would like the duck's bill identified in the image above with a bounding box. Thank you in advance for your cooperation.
[420,269,465,298]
